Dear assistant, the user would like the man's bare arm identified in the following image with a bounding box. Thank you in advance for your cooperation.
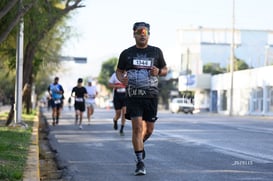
[116,68,128,86]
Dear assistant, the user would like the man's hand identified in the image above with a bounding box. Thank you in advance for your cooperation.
[150,66,160,76]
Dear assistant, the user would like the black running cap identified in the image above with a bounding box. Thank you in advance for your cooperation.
[133,22,150,31]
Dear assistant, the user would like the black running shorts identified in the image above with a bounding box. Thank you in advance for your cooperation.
[51,99,62,109]
[74,101,85,112]
[113,93,126,110]
[126,98,158,122]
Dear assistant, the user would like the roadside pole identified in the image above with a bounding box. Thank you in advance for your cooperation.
[14,0,24,124]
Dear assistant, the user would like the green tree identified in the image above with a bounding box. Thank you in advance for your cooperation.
[0,0,85,113]
[98,57,118,91]
[236,58,249,70]
[227,58,249,71]
[22,1,84,113]
[203,63,226,75]
[0,0,35,44]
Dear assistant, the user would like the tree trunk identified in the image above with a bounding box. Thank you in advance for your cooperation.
[23,43,35,114]
[5,96,14,126]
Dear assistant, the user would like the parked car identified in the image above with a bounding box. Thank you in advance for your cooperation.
[169,98,194,114]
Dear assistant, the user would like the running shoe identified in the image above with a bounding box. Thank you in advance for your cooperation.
[113,120,118,130]
[134,161,146,176]
[120,130,124,136]
[79,125,83,130]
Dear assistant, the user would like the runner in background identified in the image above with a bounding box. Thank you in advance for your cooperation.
[71,78,87,129]
[85,79,98,125]
[47,77,64,126]
[108,72,127,136]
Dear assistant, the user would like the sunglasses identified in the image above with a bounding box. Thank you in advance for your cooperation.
[134,28,149,36]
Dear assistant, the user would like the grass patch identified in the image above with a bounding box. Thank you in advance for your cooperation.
[0,111,36,180]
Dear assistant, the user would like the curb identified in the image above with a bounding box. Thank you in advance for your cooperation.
[23,114,40,181]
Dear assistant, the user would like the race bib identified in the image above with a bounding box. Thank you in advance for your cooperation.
[75,98,84,102]
[54,99,61,104]
[133,59,153,69]
[117,88,126,93]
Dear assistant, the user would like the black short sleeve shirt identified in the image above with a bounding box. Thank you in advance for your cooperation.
[117,45,166,98]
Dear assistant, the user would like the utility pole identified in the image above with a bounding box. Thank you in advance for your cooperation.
[186,48,190,76]
[186,48,190,96]
[229,0,235,116]
[14,0,24,124]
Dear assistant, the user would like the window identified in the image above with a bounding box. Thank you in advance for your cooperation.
[220,90,227,111]
[268,86,273,112]
[252,87,263,112]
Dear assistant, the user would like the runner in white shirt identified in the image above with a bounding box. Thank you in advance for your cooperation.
[85,79,98,125]
[108,72,127,135]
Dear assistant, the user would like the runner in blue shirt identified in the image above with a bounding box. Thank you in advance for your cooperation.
[47,77,64,126]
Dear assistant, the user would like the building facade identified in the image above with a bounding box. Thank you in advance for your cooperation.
[211,66,273,116]
[177,26,273,115]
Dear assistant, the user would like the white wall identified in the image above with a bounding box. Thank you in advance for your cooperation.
[211,66,273,115]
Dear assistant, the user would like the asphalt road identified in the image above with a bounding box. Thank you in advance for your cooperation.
[43,107,273,181]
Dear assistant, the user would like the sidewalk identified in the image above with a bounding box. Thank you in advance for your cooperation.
[23,113,40,181]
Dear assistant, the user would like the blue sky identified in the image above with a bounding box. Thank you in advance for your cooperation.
[61,0,273,77]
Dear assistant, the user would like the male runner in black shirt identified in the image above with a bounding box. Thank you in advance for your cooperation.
[116,22,168,176]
